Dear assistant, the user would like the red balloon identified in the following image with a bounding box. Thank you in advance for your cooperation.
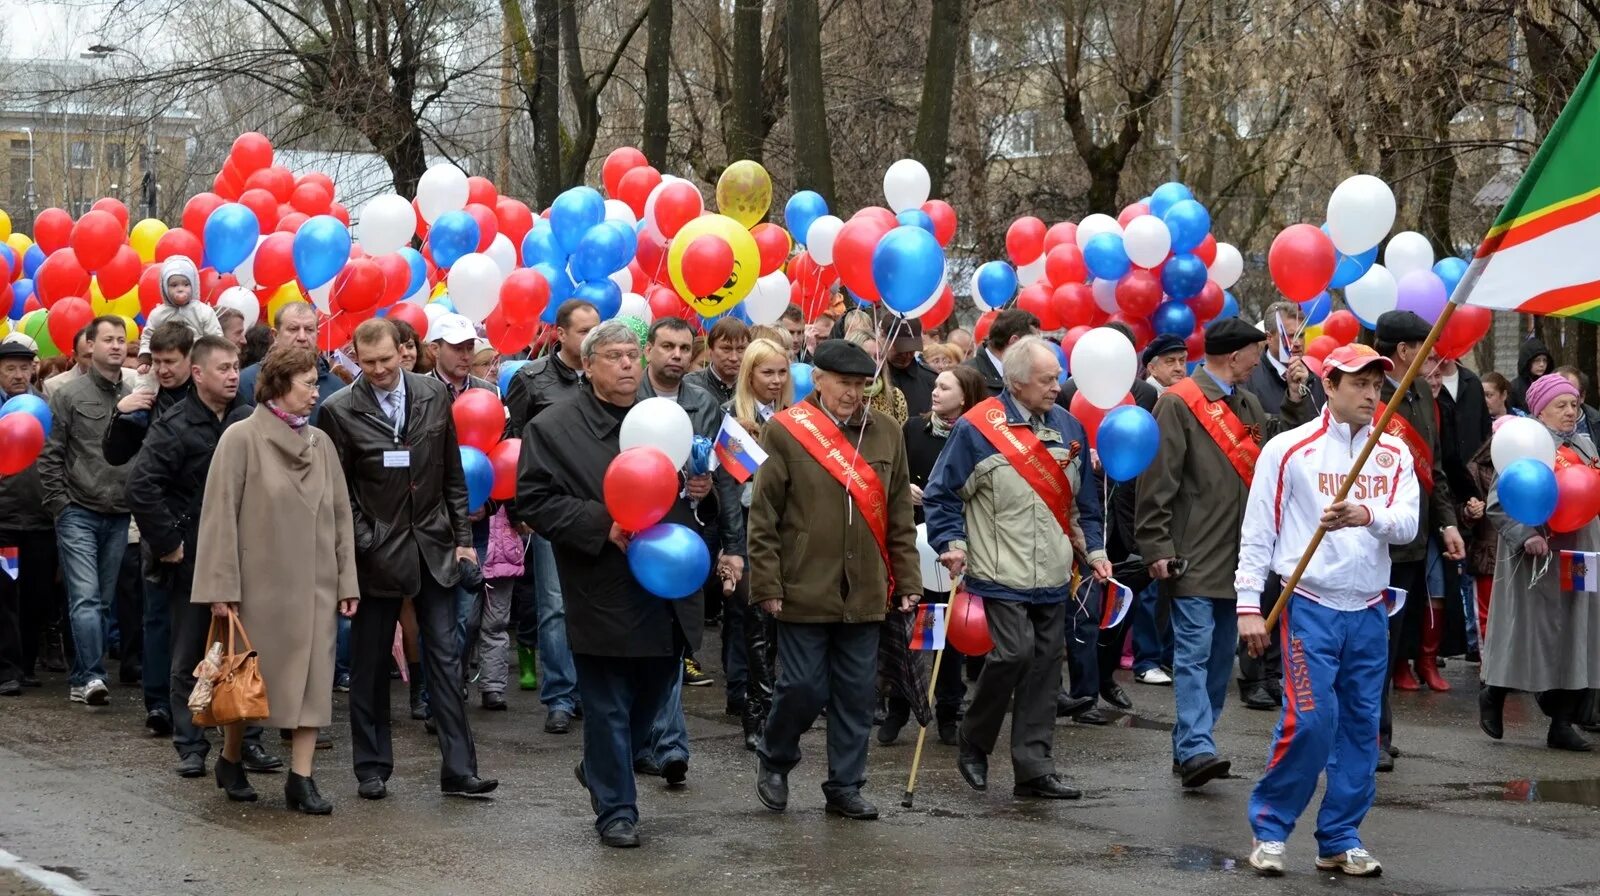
[465,203,498,252]
[1435,304,1493,361]
[452,389,505,453]
[1185,329,1205,361]
[1187,280,1224,322]
[0,414,45,476]
[373,253,412,307]
[489,438,521,502]
[652,181,702,239]
[1005,216,1047,266]
[33,208,73,255]
[603,446,679,532]
[200,268,229,304]
[635,231,669,283]
[920,199,957,248]
[138,264,164,315]
[751,223,791,276]
[920,283,955,330]
[317,310,352,353]
[289,182,333,216]
[245,166,295,202]
[603,147,650,198]
[499,268,552,327]
[91,198,130,232]
[297,172,335,197]
[1305,335,1339,368]
[68,210,125,272]
[1070,389,1133,449]
[230,132,273,172]
[385,301,429,337]
[486,310,537,355]
[495,198,535,253]
[682,235,736,297]
[36,251,90,306]
[1194,233,1218,267]
[1042,221,1078,254]
[834,216,895,303]
[1117,203,1150,227]
[154,228,204,264]
[947,589,995,655]
[1549,466,1600,533]
[332,258,384,313]
[1016,282,1060,330]
[96,245,143,298]
[1322,309,1361,346]
[46,297,93,356]
[466,176,499,209]
[786,250,837,294]
[1052,283,1096,330]
[1044,243,1088,287]
[851,206,899,231]
[1108,312,1153,350]
[1060,325,1093,366]
[183,193,226,236]
[617,166,662,220]
[973,309,999,347]
[329,202,351,227]
[275,211,309,234]
[252,232,298,289]
[647,285,689,322]
[238,188,280,232]
[1268,223,1336,302]
[1115,269,1163,317]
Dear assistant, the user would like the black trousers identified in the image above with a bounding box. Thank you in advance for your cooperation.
[165,571,263,757]
[0,530,56,682]
[759,621,879,799]
[1236,573,1284,690]
[1380,559,1428,744]
[1065,584,1119,701]
[349,574,479,783]
[113,543,142,673]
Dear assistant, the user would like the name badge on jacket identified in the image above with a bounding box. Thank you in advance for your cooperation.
[383,450,411,469]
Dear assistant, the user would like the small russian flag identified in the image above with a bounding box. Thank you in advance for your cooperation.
[0,546,17,581]
[908,603,946,651]
[1561,551,1600,592]
[713,414,768,484]
[1383,586,1407,618]
[1100,579,1133,630]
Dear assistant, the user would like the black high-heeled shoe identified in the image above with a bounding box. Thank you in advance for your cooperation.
[285,772,333,815]
[1479,685,1507,740]
[214,756,258,802]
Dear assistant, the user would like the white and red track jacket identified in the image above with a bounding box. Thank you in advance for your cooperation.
[1235,410,1420,615]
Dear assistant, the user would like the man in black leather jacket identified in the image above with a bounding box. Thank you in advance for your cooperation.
[0,339,56,697]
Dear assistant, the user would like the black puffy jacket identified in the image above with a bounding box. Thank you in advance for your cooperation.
[505,352,583,434]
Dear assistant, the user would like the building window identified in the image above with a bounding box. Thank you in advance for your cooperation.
[105,143,126,171]
[70,198,94,217]
[70,141,94,170]
[987,110,1060,160]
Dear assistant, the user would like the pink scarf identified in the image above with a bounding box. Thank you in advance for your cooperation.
[265,400,310,435]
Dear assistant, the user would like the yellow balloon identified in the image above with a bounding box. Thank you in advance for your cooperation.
[6,233,31,258]
[109,294,140,320]
[1302,323,1323,344]
[121,315,140,346]
[0,210,12,243]
[0,319,9,341]
[265,282,303,323]
[715,160,772,230]
[667,214,761,317]
[130,219,169,264]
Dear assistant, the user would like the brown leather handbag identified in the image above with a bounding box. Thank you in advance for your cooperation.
[193,611,270,726]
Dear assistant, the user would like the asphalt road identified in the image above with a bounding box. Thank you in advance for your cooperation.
[3,646,1600,896]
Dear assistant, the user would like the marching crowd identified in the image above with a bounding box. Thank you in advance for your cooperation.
[1,256,1598,875]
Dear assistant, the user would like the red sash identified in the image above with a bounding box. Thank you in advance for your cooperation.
[961,397,1076,535]
[1170,377,1260,486]
[773,404,895,595]
[1375,402,1434,493]
[1556,445,1594,470]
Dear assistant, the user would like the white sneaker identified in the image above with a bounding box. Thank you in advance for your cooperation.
[1249,840,1286,876]
[1135,668,1173,686]
[83,679,110,706]
[1316,847,1382,877]
[69,685,87,704]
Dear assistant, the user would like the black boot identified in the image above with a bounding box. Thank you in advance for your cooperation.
[741,715,762,752]
[1543,690,1592,752]
[408,664,428,720]
[1479,684,1507,740]
[285,772,333,814]
[214,756,258,802]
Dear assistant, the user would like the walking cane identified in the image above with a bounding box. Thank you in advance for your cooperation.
[902,576,960,809]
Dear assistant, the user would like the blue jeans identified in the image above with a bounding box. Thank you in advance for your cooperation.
[56,506,130,687]
[336,615,351,680]
[636,656,689,767]
[572,653,679,832]
[526,535,579,713]
[1132,581,1172,674]
[1170,596,1237,763]
[142,573,171,713]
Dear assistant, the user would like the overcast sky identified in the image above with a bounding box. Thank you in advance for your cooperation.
[2,1,120,60]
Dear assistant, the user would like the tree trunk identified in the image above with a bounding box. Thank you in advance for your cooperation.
[530,0,563,207]
[642,0,672,166]
[727,0,765,162]
[912,0,968,197]
[787,0,834,203]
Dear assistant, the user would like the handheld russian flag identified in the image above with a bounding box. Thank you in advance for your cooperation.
[0,546,15,581]
[1274,311,1294,365]
[714,414,768,484]
[1561,551,1600,592]
[908,603,946,651]
[1383,586,1407,618]
[1100,579,1133,630]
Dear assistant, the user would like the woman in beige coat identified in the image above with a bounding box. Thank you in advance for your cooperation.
[193,346,359,814]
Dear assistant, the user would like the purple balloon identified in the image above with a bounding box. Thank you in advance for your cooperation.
[1395,270,1447,324]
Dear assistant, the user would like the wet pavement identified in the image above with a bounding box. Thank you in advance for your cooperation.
[4,648,1600,895]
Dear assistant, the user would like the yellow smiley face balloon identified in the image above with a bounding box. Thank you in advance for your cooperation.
[667,214,761,318]
[715,160,772,231]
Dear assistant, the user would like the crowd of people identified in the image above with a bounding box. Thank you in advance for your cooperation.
[0,256,1596,874]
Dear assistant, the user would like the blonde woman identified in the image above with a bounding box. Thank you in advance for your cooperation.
[922,343,963,373]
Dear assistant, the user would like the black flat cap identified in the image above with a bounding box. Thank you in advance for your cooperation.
[1375,310,1430,344]
[1140,333,1188,368]
[1204,317,1267,355]
[812,339,877,377]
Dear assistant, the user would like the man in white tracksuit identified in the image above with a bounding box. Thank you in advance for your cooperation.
[1234,344,1420,878]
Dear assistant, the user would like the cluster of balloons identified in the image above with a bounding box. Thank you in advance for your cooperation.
[0,393,49,474]
[600,397,711,600]
[451,389,518,512]
[1493,417,1600,531]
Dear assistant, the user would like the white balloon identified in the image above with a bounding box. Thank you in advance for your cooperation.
[1091,277,1120,314]
[1209,242,1244,289]
[1492,416,1558,470]
[1344,263,1398,324]
[621,396,694,470]
[618,291,653,324]
[446,253,505,323]
[232,236,266,290]
[1384,231,1434,280]
[915,523,952,593]
[307,281,333,314]
[357,194,417,256]
[969,269,1001,311]
[902,278,947,320]
[744,271,791,325]
[485,233,517,276]
[1017,255,1047,286]
[215,286,259,328]
[805,215,844,265]
[1075,214,1122,250]
[422,300,448,323]
[1069,327,1137,410]
[883,159,931,214]
[415,164,469,224]
[604,199,638,227]
[1326,174,1396,255]
[1122,215,1172,268]
[608,267,634,295]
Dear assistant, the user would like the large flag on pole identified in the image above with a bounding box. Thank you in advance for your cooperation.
[1464,52,1600,321]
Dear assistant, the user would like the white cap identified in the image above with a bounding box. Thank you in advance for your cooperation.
[426,312,477,346]
[2,332,38,352]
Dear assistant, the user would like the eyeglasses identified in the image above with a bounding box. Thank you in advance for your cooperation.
[296,377,319,390]
[595,349,641,364]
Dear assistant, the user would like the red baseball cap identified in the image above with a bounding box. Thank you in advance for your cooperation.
[1306,343,1394,378]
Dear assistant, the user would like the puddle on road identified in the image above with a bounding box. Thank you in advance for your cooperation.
[1442,778,1600,807]
[1106,842,1240,872]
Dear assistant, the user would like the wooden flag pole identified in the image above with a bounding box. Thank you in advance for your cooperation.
[902,576,960,809]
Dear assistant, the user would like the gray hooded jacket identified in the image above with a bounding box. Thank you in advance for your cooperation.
[139,255,223,354]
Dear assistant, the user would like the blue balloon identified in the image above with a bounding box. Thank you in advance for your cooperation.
[896,209,935,234]
[521,223,565,270]
[573,279,623,320]
[0,244,16,276]
[1046,339,1069,384]
[549,187,606,256]
[0,393,51,435]
[974,260,1017,309]
[22,244,44,279]
[790,362,815,402]
[570,221,635,283]
[1186,360,1201,376]
[1219,290,1239,320]
[1097,405,1160,481]
[1083,233,1131,280]
[428,210,479,270]
[627,522,711,599]
[1160,253,1209,300]
[1323,224,1379,289]
[10,279,31,319]
[1148,182,1194,219]
[1299,291,1331,325]
[1151,300,1196,338]
[785,191,829,247]
[460,446,493,512]
[202,203,261,274]
[1162,199,1211,253]
[1434,256,1469,299]
[291,215,352,289]
[871,225,945,315]
[1498,458,1558,526]
[397,247,427,297]
[498,359,529,395]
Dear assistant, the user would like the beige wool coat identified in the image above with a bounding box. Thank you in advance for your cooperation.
[192,405,359,729]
